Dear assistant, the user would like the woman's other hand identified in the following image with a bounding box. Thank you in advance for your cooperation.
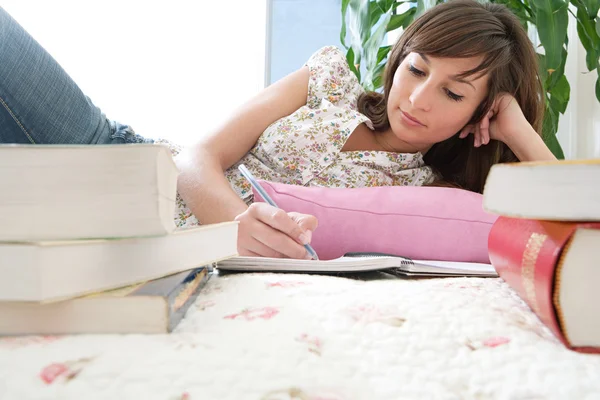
[459,93,529,147]
[234,203,318,259]
[459,93,556,161]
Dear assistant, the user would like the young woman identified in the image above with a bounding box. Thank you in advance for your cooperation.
[174,0,556,259]
[0,1,556,260]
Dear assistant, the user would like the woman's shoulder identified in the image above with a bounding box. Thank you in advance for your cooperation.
[303,46,364,109]
[305,46,347,66]
[305,46,354,81]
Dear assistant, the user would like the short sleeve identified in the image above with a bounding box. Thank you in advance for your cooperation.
[304,46,364,110]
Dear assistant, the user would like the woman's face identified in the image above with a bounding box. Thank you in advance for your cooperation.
[386,52,489,152]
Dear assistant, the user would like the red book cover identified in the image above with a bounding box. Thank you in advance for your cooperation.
[488,217,600,353]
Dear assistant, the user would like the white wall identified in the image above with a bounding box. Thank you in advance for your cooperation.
[2,0,268,145]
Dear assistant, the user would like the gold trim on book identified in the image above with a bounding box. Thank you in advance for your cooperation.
[552,235,575,346]
[173,269,208,311]
[521,232,547,315]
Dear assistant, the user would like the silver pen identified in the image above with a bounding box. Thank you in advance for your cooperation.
[238,164,319,260]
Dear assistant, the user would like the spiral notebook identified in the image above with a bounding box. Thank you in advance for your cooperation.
[216,253,497,277]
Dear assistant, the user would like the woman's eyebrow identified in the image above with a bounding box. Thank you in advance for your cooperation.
[418,53,431,65]
[450,75,476,91]
[418,53,476,91]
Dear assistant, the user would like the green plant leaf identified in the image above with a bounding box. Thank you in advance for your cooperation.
[372,63,387,90]
[514,0,535,19]
[543,128,566,159]
[549,96,562,115]
[340,0,350,48]
[596,17,600,38]
[374,0,386,14]
[531,0,569,70]
[415,0,436,18]
[373,75,383,90]
[537,52,548,83]
[574,4,600,71]
[546,48,569,90]
[537,48,569,110]
[345,0,372,67]
[374,62,386,79]
[415,0,425,16]
[596,74,600,102]
[586,50,600,71]
[542,106,565,159]
[378,0,397,11]
[402,6,417,28]
[346,47,361,82]
[549,74,571,114]
[494,0,533,29]
[582,0,600,17]
[357,0,372,44]
[523,0,537,18]
[387,8,416,31]
[370,4,385,28]
[377,45,392,64]
[542,102,558,136]
[573,9,596,64]
[363,12,392,89]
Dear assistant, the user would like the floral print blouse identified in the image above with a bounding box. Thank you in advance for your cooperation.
[174,46,434,228]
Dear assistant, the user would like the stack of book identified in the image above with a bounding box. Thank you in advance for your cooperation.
[0,144,238,334]
[483,159,600,353]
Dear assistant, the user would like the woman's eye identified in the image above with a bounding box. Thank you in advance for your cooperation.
[445,89,464,102]
[408,65,425,77]
[407,64,464,102]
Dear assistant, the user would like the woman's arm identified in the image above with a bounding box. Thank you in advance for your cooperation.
[502,124,557,162]
[175,66,317,258]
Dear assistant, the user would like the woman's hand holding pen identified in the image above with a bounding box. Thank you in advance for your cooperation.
[234,203,318,259]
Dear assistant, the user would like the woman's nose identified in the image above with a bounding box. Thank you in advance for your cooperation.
[408,83,433,112]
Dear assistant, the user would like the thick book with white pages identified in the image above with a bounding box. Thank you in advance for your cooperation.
[0,222,238,302]
[0,267,211,335]
[216,253,497,277]
[0,144,179,241]
[483,159,600,221]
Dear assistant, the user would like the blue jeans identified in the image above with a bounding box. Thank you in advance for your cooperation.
[0,7,150,145]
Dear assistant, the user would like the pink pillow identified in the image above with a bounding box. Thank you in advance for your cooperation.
[252,181,497,263]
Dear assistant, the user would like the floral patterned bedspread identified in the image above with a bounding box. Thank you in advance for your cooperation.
[1,272,599,400]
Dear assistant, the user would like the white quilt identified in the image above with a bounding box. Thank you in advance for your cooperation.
[1,271,599,400]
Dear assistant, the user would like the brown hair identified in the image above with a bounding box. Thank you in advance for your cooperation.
[357,0,544,193]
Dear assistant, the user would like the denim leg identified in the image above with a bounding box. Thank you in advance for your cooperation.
[0,7,148,145]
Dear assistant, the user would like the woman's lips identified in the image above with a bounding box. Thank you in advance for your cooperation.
[400,110,425,127]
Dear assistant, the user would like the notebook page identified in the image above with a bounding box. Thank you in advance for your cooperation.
[216,256,399,272]
[408,260,497,275]
[217,255,498,276]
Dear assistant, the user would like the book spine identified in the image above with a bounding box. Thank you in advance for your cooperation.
[488,217,572,346]
[166,268,211,332]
